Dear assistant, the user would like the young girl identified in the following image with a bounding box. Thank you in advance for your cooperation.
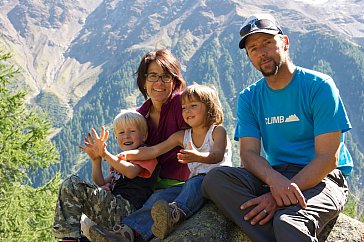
[120,83,232,239]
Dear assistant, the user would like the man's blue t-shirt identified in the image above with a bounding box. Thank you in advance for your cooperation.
[234,67,352,169]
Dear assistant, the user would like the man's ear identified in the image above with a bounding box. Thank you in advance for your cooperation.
[282,35,289,51]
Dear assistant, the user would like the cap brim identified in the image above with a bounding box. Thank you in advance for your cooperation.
[239,29,280,49]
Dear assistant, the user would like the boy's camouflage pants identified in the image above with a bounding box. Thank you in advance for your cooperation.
[53,175,135,239]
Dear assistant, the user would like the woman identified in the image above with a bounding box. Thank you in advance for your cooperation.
[135,49,189,185]
[89,49,190,242]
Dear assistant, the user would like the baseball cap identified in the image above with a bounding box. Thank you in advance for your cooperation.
[239,13,283,49]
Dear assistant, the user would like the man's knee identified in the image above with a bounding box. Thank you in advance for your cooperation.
[202,167,230,197]
[273,209,317,240]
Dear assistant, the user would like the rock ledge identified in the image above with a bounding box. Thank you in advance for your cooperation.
[151,202,364,242]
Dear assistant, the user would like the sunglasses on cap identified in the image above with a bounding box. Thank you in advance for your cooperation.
[240,19,283,38]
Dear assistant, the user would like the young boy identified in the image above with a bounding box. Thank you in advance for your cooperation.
[53,109,159,242]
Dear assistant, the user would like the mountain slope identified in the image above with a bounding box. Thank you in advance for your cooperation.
[0,0,103,118]
[1,0,363,112]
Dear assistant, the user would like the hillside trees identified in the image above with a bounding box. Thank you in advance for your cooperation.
[0,50,60,241]
[30,51,143,185]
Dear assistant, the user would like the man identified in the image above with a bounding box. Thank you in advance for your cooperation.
[202,13,352,242]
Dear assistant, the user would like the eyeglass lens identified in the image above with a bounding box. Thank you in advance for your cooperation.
[146,73,173,83]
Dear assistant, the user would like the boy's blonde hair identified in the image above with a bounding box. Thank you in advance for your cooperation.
[113,109,148,136]
[181,84,224,126]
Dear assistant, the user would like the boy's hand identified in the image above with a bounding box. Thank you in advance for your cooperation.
[81,126,110,158]
[101,182,112,191]
[90,126,109,157]
[79,132,101,161]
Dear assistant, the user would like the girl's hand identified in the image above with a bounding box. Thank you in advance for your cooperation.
[177,141,206,163]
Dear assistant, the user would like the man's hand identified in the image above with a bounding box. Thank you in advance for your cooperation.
[239,137,306,209]
[269,175,307,208]
[240,193,278,225]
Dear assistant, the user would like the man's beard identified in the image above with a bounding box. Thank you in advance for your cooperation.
[261,60,283,77]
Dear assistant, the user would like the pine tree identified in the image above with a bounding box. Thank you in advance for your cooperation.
[0,50,60,241]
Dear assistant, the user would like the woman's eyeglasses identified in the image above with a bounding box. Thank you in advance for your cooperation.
[145,73,173,83]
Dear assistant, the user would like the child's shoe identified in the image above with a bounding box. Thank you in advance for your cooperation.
[60,236,89,242]
[60,238,77,242]
[89,223,134,242]
[151,200,186,239]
